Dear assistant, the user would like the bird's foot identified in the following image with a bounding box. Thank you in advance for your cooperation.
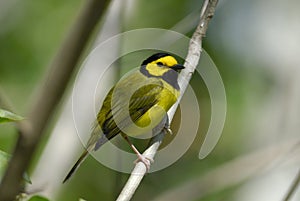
[134,154,154,172]
[163,125,173,135]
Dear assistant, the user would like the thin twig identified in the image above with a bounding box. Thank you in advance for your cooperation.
[0,0,111,200]
[282,169,300,201]
[116,1,219,200]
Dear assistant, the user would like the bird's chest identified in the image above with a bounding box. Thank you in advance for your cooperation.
[133,83,179,132]
[157,82,179,110]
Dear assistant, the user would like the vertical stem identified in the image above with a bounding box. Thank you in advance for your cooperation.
[0,0,111,200]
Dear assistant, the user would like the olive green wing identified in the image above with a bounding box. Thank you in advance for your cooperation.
[110,83,164,133]
[92,72,164,150]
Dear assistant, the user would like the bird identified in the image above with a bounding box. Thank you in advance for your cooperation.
[63,52,184,183]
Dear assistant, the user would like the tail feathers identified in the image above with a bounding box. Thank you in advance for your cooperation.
[63,150,89,183]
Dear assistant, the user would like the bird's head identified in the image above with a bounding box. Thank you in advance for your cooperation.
[140,53,185,77]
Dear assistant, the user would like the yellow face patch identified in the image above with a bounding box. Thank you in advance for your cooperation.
[145,64,169,76]
[145,56,179,76]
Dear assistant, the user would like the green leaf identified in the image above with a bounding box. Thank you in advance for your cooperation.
[27,195,50,201]
[0,108,24,123]
[0,150,31,184]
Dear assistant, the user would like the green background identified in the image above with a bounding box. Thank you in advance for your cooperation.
[0,0,299,200]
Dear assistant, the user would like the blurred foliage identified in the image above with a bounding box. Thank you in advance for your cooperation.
[0,0,298,201]
[125,0,201,30]
[0,0,81,112]
[27,195,50,201]
[0,108,23,123]
[0,0,81,151]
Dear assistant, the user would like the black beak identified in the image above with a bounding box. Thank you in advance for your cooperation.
[172,64,185,72]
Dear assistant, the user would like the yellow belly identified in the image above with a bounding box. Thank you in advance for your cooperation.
[126,83,179,137]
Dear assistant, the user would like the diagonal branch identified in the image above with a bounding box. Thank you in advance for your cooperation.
[0,0,111,200]
[116,1,219,200]
[282,168,300,201]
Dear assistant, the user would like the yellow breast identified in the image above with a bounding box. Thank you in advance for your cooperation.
[127,81,179,137]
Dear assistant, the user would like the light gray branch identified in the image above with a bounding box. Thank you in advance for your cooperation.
[116,1,219,200]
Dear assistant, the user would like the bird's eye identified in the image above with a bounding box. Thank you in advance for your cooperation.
[157,62,163,66]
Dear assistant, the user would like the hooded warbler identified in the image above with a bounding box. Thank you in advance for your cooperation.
[63,52,184,182]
